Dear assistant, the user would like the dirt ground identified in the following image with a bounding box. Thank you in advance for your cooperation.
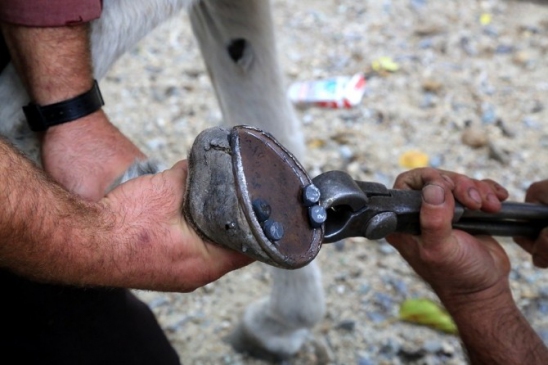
[101,0,548,364]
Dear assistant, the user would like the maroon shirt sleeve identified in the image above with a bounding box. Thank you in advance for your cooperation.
[0,0,103,27]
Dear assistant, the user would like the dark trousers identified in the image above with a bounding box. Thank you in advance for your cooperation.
[0,33,9,73]
[0,270,180,365]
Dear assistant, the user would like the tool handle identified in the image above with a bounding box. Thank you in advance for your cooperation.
[452,220,545,238]
[450,202,548,238]
[397,201,548,238]
[315,171,548,242]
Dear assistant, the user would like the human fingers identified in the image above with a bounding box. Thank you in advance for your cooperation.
[481,178,509,201]
[513,236,535,255]
[163,159,188,188]
[514,180,548,267]
[449,175,505,213]
[525,179,548,205]
[149,160,188,211]
[417,183,456,251]
[532,230,548,268]
[170,159,189,174]
[513,231,548,269]
[388,181,456,255]
[393,167,452,190]
[393,168,504,212]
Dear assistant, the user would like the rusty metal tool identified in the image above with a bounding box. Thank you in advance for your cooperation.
[185,125,548,269]
[313,170,548,243]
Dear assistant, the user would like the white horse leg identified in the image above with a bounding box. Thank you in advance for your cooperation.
[227,263,326,360]
[189,0,325,359]
[188,0,305,159]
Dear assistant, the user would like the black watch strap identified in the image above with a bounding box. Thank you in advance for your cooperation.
[23,80,105,132]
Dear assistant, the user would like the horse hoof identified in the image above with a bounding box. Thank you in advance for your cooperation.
[184,125,324,269]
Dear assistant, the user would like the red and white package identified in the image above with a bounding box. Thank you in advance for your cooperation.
[287,73,367,109]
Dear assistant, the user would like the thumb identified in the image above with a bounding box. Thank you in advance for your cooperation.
[419,184,455,250]
[169,160,189,179]
[160,160,189,195]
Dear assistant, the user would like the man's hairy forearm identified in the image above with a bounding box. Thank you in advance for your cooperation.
[1,21,146,200]
[444,291,548,364]
[0,138,115,284]
[1,22,94,104]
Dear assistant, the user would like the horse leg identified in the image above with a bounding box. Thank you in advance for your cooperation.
[188,0,305,158]
[189,0,325,359]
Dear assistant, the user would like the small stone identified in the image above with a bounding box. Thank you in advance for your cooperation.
[537,329,548,345]
[421,79,443,93]
[495,119,516,138]
[366,311,386,323]
[339,145,354,161]
[487,141,510,165]
[148,296,170,309]
[429,154,444,168]
[420,92,437,109]
[378,241,396,255]
[422,339,443,353]
[531,100,544,113]
[440,342,455,356]
[538,286,548,298]
[461,121,489,148]
[333,240,346,251]
[357,355,375,365]
[538,300,548,315]
[481,103,497,124]
[398,347,427,362]
[380,338,401,356]
[359,283,371,295]
[415,24,445,37]
[513,50,532,67]
[336,319,356,331]
[495,44,514,54]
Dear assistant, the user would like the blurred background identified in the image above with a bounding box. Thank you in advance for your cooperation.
[102,0,548,363]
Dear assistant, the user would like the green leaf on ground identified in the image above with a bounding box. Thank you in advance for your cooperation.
[399,298,458,334]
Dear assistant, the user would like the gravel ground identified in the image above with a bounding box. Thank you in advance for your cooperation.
[101,0,548,363]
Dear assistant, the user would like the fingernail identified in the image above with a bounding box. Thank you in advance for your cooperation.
[468,188,482,204]
[486,193,499,204]
[422,184,445,206]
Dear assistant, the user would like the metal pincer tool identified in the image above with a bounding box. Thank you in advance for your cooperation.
[313,170,548,243]
[185,125,548,269]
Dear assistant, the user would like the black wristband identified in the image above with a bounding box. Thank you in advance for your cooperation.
[23,80,105,132]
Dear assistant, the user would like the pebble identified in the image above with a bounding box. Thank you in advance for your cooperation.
[357,354,375,365]
[487,141,510,165]
[461,121,489,148]
[366,312,386,324]
[422,339,443,353]
[336,319,357,331]
[380,338,401,356]
[480,103,497,124]
[378,241,397,255]
[339,145,355,161]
